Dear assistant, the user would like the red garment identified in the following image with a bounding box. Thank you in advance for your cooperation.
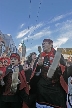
[3,65,29,108]
[19,70,29,94]
[1,57,10,67]
[10,53,20,61]
[41,50,54,63]
[41,51,68,93]
[0,66,6,79]
[19,70,29,108]
[3,69,28,95]
[60,65,68,93]
[31,50,68,94]
[31,50,55,79]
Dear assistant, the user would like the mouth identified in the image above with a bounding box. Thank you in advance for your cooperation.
[12,61,15,65]
[12,62,15,65]
[34,58,36,59]
[43,45,45,48]
[33,58,36,60]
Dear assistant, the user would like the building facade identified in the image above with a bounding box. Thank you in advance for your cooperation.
[0,30,18,56]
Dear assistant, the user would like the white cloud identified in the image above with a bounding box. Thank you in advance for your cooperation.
[26,19,72,53]
[16,23,43,39]
[53,20,72,48]
[51,15,64,23]
[49,12,72,23]
[22,13,72,41]
[23,27,51,40]
[17,12,72,40]
[26,45,41,52]
[17,29,29,39]
[7,34,11,36]
[26,48,31,52]
[17,11,72,55]
[20,23,24,28]
[55,23,60,27]
[59,20,72,32]
[53,37,69,48]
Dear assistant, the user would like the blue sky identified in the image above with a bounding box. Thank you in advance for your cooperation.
[0,0,72,55]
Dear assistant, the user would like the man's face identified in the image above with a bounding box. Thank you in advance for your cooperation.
[42,42,52,52]
[10,57,19,66]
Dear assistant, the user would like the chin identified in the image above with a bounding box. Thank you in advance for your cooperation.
[43,49,47,52]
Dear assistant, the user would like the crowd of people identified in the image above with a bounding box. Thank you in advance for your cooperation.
[0,38,71,108]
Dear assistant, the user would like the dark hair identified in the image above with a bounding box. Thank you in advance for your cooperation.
[60,54,66,66]
[10,53,20,61]
[27,52,37,63]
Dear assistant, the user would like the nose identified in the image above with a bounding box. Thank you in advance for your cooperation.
[12,61,14,62]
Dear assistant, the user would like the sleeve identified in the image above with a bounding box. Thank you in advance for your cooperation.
[24,69,32,83]
[19,70,28,92]
[19,88,29,108]
[0,67,6,80]
[59,55,68,93]
[52,64,68,94]
[60,65,68,94]
[3,67,6,77]
[19,70,29,108]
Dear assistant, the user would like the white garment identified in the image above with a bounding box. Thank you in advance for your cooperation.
[36,103,54,108]
[68,77,72,95]
[67,77,72,107]
[67,94,72,108]
[35,69,41,76]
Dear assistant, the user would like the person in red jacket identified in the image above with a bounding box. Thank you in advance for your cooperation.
[0,57,6,108]
[0,58,6,86]
[0,53,29,108]
[30,39,67,108]
[3,57,10,67]
[23,52,37,108]
[1,57,10,67]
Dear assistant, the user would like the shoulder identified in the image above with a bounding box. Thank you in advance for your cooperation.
[19,65,24,72]
[52,48,56,55]
[40,52,46,57]
[5,65,12,76]
[6,65,12,70]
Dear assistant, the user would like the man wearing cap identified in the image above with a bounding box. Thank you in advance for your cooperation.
[33,39,68,108]
[0,53,29,108]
